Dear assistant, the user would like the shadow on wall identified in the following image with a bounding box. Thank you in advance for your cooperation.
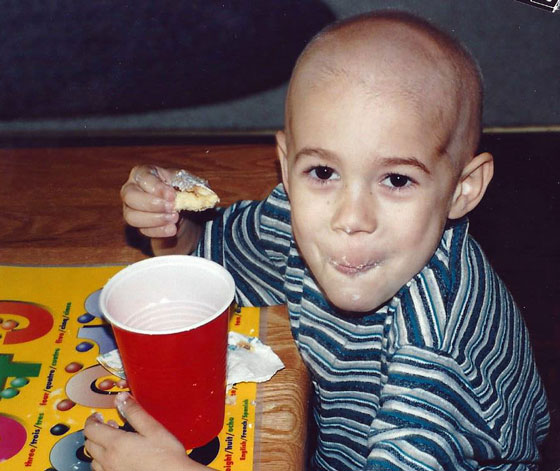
[0,1,335,120]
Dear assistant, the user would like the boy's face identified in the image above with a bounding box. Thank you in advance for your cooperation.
[278,79,461,312]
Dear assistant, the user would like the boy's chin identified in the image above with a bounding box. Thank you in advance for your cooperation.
[326,291,389,316]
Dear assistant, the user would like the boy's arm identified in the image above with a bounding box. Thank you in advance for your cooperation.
[122,163,289,304]
[194,185,290,307]
[364,347,498,470]
[84,393,210,471]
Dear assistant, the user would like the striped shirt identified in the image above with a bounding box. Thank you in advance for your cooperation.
[196,184,549,471]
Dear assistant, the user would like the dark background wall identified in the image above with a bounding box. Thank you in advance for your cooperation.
[0,0,558,136]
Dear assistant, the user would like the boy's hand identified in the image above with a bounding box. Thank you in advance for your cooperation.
[121,165,180,239]
[84,392,209,471]
[121,165,203,255]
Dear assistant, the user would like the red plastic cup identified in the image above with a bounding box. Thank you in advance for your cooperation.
[99,255,235,449]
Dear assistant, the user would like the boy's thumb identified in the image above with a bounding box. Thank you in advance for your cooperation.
[115,392,165,437]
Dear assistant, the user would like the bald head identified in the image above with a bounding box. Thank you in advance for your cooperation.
[285,11,483,167]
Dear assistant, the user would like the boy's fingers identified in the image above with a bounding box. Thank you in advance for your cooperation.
[140,224,178,238]
[91,462,106,471]
[84,438,104,461]
[115,392,165,438]
[84,414,122,445]
[122,185,176,214]
[123,206,179,230]
[128,166,176,201]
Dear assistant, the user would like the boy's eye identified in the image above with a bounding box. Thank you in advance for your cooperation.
[382,174,413,189]
[308,166,339,181]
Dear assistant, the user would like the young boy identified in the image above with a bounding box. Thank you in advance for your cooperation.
[85,11,549,471]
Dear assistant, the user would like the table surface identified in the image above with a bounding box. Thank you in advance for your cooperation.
[0,143,310,470]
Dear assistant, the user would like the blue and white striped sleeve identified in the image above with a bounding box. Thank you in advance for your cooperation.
[194,185,292,307]
[366,347,499,471]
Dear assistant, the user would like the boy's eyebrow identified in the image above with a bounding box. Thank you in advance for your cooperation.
[294,148,431,175]
[294,147,339,162]
[380,157,431,175]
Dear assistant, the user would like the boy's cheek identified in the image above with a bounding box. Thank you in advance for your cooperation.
[291,204,331,239]
[291,188,333,215]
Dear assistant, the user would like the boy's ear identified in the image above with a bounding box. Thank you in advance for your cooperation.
[448,152,494,219]
[275,130,290,195]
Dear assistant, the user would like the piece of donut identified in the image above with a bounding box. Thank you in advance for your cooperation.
[170,170,220,211]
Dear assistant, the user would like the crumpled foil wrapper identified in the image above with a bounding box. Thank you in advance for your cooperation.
[170,169,210,191]
[97,332,285,387]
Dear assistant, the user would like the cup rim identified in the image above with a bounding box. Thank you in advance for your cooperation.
[99,255,235,335]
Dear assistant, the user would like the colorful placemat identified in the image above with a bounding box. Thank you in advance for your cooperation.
[0,264,258,470]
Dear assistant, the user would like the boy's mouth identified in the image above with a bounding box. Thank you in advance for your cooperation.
[329,258,380,275]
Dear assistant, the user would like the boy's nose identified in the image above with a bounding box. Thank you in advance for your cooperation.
[331,185,377,235]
